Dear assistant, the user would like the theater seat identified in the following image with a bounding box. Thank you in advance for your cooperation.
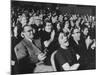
[50,50,58,71]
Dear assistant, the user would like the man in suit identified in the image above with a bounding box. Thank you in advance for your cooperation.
[14,25,46,74]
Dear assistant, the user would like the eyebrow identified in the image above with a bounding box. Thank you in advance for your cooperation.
[75,31,80,33]
[25,29,33,32]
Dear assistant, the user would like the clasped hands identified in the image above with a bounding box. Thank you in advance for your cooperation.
[38,52,46,61]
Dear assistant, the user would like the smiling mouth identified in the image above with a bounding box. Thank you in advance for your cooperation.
[64,40,68,43]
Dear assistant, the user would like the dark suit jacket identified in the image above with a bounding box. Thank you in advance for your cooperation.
[14,38,42,64]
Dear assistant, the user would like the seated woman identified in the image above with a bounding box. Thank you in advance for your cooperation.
[54,32,80,71]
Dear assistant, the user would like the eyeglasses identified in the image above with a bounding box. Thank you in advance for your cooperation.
[75,32,80,33]
[24,29,33,33]
[73,32,80,34]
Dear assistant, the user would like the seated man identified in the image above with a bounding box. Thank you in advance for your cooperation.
[55,32,80,71]
[14,25,46,74]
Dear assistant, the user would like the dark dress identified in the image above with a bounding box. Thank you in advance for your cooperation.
[69,37,89,70]
[55,47,78,71]
[39,30,56,65]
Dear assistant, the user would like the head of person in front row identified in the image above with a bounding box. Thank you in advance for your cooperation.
[22,25,35,40]
[58,32,69,49]
[55,32,80,71]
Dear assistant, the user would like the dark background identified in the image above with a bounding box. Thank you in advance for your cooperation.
[11,0,96,16]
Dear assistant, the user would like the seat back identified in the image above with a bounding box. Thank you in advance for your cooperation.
[50,50,58,71]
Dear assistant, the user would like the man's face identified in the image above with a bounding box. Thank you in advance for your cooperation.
[83,28,88,36]
[58,33,69,47]
[45,22,52,32]
[35,19,41,26]
[23,26,35,39]
[72,29,80,41]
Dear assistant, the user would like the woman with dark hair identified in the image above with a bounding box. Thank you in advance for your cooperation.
[39,20,56,65]
[54,32,80,71]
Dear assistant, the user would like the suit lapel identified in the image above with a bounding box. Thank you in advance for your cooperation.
[33,38,42,50]
[23,38,41,56]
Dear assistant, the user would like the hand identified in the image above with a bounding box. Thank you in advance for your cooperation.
[50,30,55,41]
[91,41,96,50]
[11,60,15,66]
[71,63,80,70]
[38,53,46,61]
[85,36,92,49]
[76,54,80,61]
[44,41,49,47]
[44,30,55,47]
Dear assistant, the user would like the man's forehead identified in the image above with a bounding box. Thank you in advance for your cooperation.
[74,29,80,33]
[61,33,68,38]
[46,22,51,25]
[24,26,33,31]
[84,27,88,30]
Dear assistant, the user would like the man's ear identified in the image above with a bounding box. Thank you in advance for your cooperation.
[21,32,25,38]
[72,34,74,37]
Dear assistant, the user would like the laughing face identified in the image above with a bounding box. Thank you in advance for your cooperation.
[45,22,52,32]
[72,28,81,41]
[58,33,69,48]
[83,27,88,36]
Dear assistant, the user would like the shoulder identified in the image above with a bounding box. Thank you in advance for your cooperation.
[55,49,63,58]
[15,39,25,49]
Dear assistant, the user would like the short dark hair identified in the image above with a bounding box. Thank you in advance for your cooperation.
[71,27,80,34]
[22,25,32,32]
[44,20,52,27]
[81,24,88,31]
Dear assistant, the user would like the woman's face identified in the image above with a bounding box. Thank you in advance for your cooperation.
[72,29,80,41]
[64,21,69,28]
[21,17,27,26]
[58,33,69,47]
[59,15,63,22]
[45,22,52,32]
[83,28,88,36]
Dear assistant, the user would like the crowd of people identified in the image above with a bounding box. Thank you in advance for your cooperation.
[11,4,96,74]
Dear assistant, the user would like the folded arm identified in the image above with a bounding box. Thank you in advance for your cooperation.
[62,63,80,70]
